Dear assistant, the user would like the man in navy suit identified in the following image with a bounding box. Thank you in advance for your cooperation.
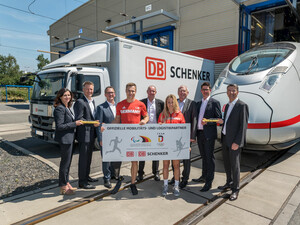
[137,85,164,181]
[192,82,221,192]
[218,84,249,201]
[74,81,100,189]
[95,86,121,188]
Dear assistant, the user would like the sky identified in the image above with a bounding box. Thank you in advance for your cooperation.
[0,0,89,73]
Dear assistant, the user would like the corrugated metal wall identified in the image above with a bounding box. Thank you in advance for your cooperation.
[49,0,241,78]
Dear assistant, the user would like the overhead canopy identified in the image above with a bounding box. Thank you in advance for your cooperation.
[43,41,110,70]
[105,9,179,36]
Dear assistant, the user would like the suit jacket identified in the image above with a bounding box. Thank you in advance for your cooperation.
[74,96,96,143]
[179,98,197,140]
[221,99,249,148]
[140,98,164,122]
[95,101,116,142]
[197,97,222,139]
[54,104,76,144]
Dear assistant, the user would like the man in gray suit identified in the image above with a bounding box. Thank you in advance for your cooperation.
[95,86,121,188]
[175,85,197,189]
[218,84,249,201]
[192,82,221,192]
[138,85,164,181]
[74,81,100,189]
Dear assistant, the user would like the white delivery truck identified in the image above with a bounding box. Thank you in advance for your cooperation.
[29,37,214,142]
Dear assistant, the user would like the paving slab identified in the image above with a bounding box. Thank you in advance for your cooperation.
[199,203,271,225]
[39,178,207,225]
[228,170,299,219]
[268,153,300,178]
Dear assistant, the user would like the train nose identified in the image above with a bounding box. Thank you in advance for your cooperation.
[215,92,272,145]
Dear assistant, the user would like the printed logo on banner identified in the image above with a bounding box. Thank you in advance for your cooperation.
[157,133,165,146]
[131,136,151,143]
[126,151,134,157]
[138,151,146,157]
[145,57,166,80]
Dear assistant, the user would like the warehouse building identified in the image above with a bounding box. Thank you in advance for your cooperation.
[48,0,300,80]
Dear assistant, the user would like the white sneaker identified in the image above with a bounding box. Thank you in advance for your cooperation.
[173,185,180,197]
[162,185,168,196]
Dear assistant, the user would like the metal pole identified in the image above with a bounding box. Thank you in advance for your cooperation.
[139,20,143,42]
[5,86,8,103]
[28,87,31,102]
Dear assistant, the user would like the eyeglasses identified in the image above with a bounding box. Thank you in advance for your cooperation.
[106,92,115,94]
[201,88,210,91]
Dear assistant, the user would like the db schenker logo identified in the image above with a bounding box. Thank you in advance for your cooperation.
[145,57,166,80]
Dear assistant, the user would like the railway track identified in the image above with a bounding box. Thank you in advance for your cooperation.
[12,147,287,225]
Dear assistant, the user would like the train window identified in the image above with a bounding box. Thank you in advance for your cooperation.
[229,44,295,75]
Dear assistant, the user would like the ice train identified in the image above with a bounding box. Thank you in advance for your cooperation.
[211,42,300,150]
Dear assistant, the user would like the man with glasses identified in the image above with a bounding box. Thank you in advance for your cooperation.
[192,82,221,192]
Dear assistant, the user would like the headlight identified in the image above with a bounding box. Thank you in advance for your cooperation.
[259,73,282,92]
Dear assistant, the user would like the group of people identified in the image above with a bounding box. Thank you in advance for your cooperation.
[53,81,248,201]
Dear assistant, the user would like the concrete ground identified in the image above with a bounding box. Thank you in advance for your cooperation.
[0,143,299,225]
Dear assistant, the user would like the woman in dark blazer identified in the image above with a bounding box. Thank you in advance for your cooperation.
[54,88,82,195]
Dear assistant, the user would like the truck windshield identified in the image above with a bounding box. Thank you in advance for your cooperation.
[229,43,295,75]
[31,72,66,100]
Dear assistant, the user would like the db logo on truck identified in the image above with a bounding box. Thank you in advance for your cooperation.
[145,57,166,80]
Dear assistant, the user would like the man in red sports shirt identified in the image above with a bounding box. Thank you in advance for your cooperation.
[113,83,149,195]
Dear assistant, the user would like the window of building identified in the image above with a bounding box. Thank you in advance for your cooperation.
[127,26,174,50]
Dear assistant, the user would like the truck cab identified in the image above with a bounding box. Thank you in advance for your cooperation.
[30,66,109,142]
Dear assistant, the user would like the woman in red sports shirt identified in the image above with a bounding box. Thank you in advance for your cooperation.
[158,94,185,197]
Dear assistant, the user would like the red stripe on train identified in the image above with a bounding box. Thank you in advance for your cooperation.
[248,115,300,129]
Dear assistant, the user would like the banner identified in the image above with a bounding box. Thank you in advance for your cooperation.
[102,124,190,162]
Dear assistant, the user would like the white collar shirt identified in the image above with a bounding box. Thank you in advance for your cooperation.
[84,95,95,117]
[197,96,210,130]
[107,101,116,118]
[178,99,186,113]
[147,98,156,124]
[222,97,238,135]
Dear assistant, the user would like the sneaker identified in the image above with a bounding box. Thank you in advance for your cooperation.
[162,185,168,196]
[130,184,138,195]
[173,185,180,197]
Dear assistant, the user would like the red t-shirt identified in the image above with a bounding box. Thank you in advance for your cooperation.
[116,99,147,124]
[158,111,186,124]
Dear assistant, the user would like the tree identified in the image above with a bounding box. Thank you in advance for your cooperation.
[0,54,23,85]
[36,54,50,71]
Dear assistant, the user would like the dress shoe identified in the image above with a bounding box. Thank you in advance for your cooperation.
[179,180,188,189]
[130,184,138,195]
[192,176,206,183]
[229,191,239,201]
[111,176,119,180]
[104,180,112,188]
[200,183,212,192]
[168,177,175,185]
[136,174,143,182]
[79,183,96,189]
[218,183,232,191]
[154,172,160,181]
[88,177,98,182]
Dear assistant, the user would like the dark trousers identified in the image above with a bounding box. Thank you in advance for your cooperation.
[59,143,74,186]
[78,141,94,185]
[100,147,122,180]
[171,145,191,182]
[197,130,215,184]
[222,136,241,191]
[138,160,159,176]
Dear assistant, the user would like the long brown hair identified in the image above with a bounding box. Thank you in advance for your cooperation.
[160,94,179,122]
[54,88,73,108]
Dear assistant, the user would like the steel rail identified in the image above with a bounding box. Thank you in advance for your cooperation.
[12,147,222,225]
